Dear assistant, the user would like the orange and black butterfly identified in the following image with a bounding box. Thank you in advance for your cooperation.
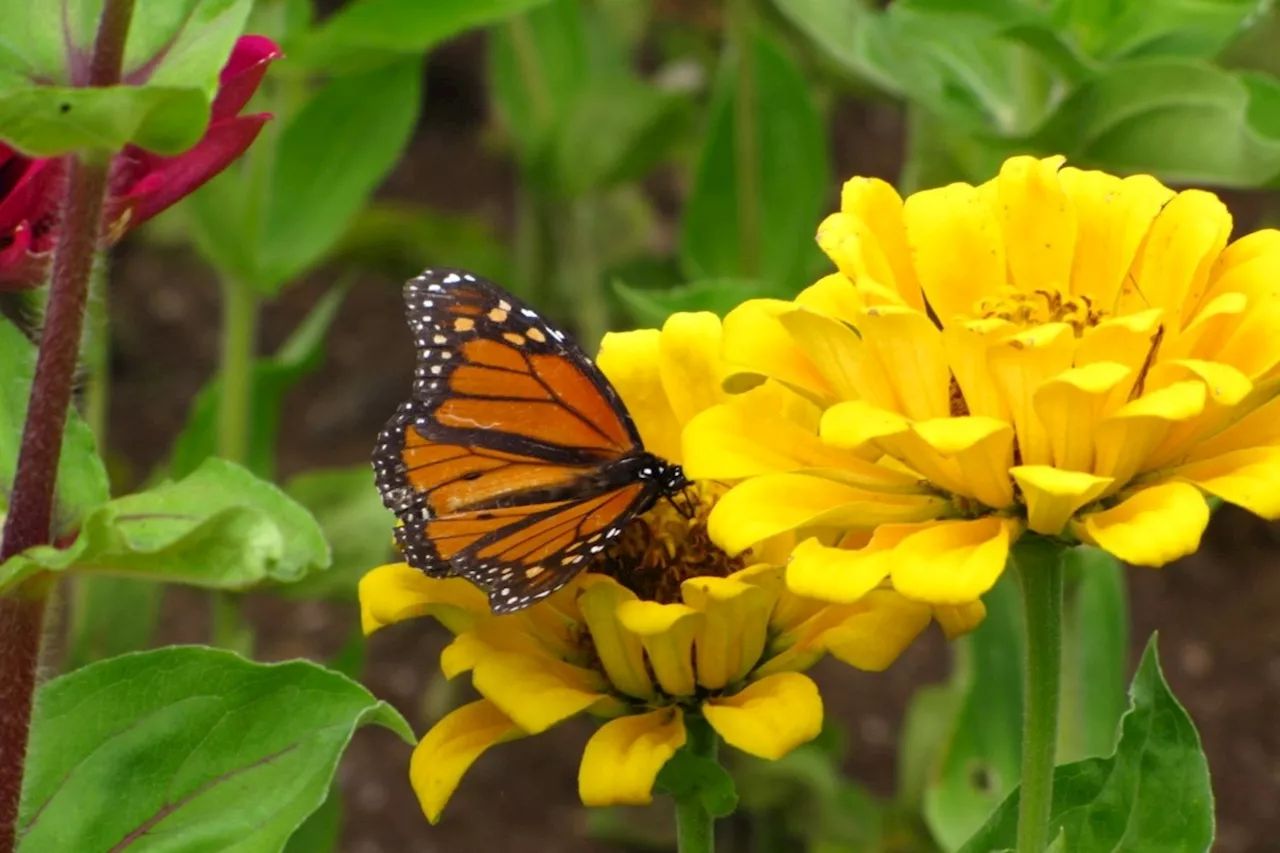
[373,268,689,614]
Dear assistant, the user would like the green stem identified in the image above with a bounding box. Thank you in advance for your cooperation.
[1013,536,1065,853]
[729,0,760,278]
[673,717,717,853]
[217,277,257,464]
[558,197,606,353]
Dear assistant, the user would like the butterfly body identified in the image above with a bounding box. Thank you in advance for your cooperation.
[373,268,689,614]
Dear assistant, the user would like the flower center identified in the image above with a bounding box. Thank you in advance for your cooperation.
[590,482,746,603]
[973,287,1106,335]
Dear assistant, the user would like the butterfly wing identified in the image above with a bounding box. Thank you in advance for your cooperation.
[373,268,659,610]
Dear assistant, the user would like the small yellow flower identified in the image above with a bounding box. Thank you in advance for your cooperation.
[685,155,1280,606]
[360,312,941,822]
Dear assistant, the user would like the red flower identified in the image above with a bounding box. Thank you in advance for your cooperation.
[0,35,281,291]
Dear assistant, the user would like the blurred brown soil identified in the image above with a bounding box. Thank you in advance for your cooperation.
[97,32,1280,853]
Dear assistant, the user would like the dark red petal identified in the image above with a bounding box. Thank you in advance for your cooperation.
[211,35,282,121]
[0,157,60,233]
[112,113,271,232]
[0,223,50,291]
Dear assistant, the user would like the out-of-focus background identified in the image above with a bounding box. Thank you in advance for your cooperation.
[83,1,1280,850]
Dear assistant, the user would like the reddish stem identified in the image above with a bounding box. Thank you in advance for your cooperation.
[0,2,135,850]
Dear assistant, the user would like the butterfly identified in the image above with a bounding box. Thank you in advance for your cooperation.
[372,268,690,615]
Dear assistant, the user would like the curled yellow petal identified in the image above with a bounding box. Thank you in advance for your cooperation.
[902,181,1005,326]
[1173,446,1280,519]
[819,590,933,671]
[890,517,1020,605]
[358,562,488,636]
[681,576,775,690]
[708,474,948,556]
[471,650,607,734]
[722,299,833,400]
[411,700,522,824]
[617,600,701,697]
[703,672,823,760]
[1072,482,1209,567]
[786,531,903,604]
[933,601,988,639]
[578,579,653,699]
[598,328,682,462]
[996,156,1075,296]
[1010,465,1114,535]
[579,707,687,807]
[660,311,728,425]
[839,176,923,310]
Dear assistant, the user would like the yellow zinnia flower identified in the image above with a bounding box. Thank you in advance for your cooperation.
[359,312,938,822]
[685,155,1280,607]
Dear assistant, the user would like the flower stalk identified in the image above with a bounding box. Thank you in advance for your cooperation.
[0,0,136,846]
[1012,536,1065,853]
[673,717,718,853]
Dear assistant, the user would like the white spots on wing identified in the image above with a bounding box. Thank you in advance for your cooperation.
[520,308,537,318]
[463,273,476,281]
[589,544,604,554]
[433,334,446,344]
[443,273,461,284]
[427,284,443,293]
[498,299,512,311]
[440,352,452,360]
[430,365,442,374]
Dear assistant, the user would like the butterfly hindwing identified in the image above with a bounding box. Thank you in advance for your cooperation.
[372,268,680,611]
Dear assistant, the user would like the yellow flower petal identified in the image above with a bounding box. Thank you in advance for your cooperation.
[358,563,488,636]
[1072,482,1209,567]
[818,589,933,671]
[817,212,902,304]
[1010,465,1114,535]
[722,299,833,401]
[902,180,1005,326]
[681,576,775,690]
[857,305,952,421]
[1058,167,1172,306]
[987,322,1076,466]
[1173,446,1280,519]
[597,328,682,462]
[911,416,1017,508]
[1124,189,1230,325]
[440,632,487,679]
[786,531,905,603]
[659,312,728,426]
[471,650,608,734]
[410,700,522,824]
[680,399,872,481]
[778,306,898,407]
[1094,381,1206,485]
[839,176,924,310]
[943,317,1018,422]
[796,272,867,322]
[1033,362,1132,472]
[708,473,949,556]
[1074,309,1162,376]
[933,601,988,639]
[891,517,1020,605]
[577,579,653,699]
[703,672,823,760]
[579,708,687,807]
[996,156,1076,296]
[617,600,701,697]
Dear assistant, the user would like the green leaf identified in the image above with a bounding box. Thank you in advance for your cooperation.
[18,646,412,853]
[283,784,342,853]
[1059,546,1129,762]
[679,33,829,289]
[288,0,553,72]
[0,318,110,533]
[169,286,345,480]
[1055,0,1262,61]
[612,277,784,326]
[0,0,253,156]
[256,58,422,290]
[1037,59,1280,188]
[0,457,330,593]
[924,573,1024,852]
[64,576,163,670]
[333,202,513,283]
[958,636,1214,853]
[898,684,963,809]
[278,466,394,600]
[656,743,738,818]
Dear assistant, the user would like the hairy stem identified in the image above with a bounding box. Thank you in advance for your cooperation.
[1013,536,1065,853]
[0,1,136,847]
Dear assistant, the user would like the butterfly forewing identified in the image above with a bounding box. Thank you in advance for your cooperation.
[372,268,679,613]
